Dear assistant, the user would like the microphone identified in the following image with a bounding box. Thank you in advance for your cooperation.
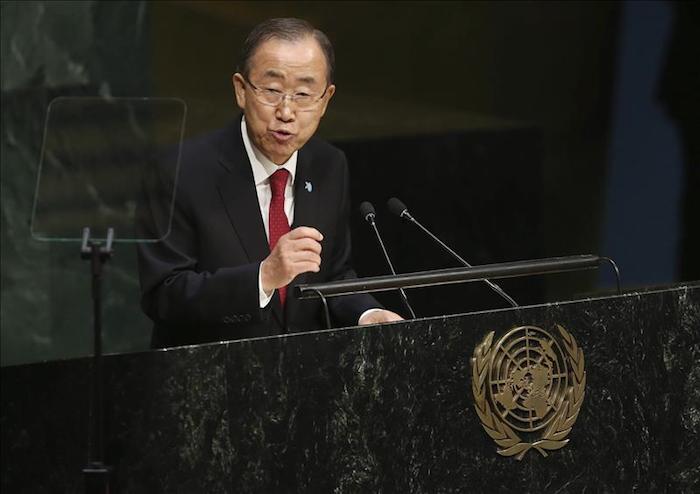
[387,197,518,308]
[359,201,417,319]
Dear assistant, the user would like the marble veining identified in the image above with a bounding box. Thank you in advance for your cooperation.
[2,284,698,492]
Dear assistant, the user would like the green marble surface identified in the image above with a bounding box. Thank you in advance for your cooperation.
[2,284,698,492]
[1,1,153,367]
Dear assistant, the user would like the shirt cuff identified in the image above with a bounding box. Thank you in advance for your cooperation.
[258,262,274,308]
[358,308,383,324]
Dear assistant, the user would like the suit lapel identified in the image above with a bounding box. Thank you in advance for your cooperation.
[216,120,285,327]
[287,148,319,323]
[216,122,269,262]
[291,148,319,233]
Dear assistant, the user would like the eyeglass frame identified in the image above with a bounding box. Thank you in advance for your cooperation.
[240,74,331,111]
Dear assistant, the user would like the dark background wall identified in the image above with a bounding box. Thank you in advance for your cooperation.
[1,1,696,366]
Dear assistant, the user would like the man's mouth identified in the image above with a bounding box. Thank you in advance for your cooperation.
[271,129,295,142]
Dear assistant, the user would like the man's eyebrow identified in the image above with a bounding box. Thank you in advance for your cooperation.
[262,69,285,79]
[296,75,317,84]
[261,70,319,85]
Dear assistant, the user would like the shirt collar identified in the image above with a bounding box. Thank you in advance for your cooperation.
[241,116,297,186]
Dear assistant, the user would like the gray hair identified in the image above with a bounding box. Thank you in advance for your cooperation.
[237,18,335,84]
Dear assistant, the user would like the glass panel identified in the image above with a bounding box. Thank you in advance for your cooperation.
[31,97,186,243]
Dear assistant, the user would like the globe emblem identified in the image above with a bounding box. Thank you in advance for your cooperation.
[487,326,569,432]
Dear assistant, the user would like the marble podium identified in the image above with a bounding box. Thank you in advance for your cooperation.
[2,284,698,493]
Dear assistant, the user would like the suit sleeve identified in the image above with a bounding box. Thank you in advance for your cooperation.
[136,178,262,328]
[325,152,382,325]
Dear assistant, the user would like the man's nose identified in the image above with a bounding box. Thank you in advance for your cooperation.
[275,98,295,122]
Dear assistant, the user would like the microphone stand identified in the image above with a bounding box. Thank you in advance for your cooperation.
[362,206,417,319]
[397,207,518,308]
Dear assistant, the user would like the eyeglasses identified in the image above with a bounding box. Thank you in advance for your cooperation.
[242,75,329,111]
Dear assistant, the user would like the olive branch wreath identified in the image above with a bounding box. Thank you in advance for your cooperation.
[470,325,586,460]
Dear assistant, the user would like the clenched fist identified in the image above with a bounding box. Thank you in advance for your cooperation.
[261,227,323,293]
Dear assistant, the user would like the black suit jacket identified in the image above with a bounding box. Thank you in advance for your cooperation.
[137,118,378,348]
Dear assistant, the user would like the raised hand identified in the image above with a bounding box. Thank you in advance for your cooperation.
[261,226,323,293]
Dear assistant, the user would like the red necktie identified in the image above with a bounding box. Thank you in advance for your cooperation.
[268,168,291,307]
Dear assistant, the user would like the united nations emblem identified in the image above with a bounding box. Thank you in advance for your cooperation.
[471,325,586,460]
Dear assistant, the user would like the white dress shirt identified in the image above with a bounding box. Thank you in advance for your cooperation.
[241,117,296,308]
[241,117,380,321]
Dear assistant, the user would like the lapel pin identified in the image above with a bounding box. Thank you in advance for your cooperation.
[305,181,313,192]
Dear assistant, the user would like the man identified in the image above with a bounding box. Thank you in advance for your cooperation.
[138,18,402,348]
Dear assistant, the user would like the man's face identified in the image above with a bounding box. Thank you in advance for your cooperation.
[233,36,335,165]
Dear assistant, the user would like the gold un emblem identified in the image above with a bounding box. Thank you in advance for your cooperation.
[471,325,586,460]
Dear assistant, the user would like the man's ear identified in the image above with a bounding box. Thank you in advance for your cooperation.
[232,73,246,109]
[318,84,336,118]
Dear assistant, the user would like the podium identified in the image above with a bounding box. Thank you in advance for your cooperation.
[2,283,698,492]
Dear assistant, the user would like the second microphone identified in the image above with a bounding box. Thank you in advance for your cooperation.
[360,201,417,319]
